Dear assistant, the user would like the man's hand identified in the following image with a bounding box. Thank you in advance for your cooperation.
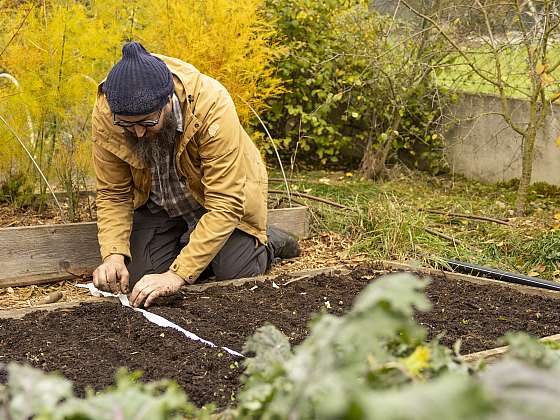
[93,254,129,294]
[129,271,185,308]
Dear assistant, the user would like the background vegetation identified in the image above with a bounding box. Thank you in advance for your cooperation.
[1,1,559,262]
[261,0,447,177]
[2,2,560,415]
[0,0,281,218]
[269,169,560,279]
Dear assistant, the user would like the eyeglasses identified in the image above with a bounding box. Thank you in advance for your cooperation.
[113,107,163,128]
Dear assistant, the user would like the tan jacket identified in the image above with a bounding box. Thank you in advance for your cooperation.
[92,55,268,283]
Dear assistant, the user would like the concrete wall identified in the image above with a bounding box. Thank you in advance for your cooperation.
[445,93,560,186]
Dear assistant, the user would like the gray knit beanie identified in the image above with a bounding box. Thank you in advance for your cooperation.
[103,42,174,116]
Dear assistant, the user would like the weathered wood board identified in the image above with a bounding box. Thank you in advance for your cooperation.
[267,206,310,241]
[0,222,101,287]
[0,297,115,320]
[0,206,310,288]
[460,333,560,365]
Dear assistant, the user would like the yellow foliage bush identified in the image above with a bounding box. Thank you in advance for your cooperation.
[139,0,282,123]
[0,0,281,205]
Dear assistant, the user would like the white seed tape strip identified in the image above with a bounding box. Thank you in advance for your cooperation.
[76,283,243,357]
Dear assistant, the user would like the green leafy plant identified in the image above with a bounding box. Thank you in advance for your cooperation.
[261,0,447,174]
[235,273,476,418]
[0,365,207,420]
[0,0,281,209]
[0,170,35,207]
[233,272,560,419]
[5,273,560,419]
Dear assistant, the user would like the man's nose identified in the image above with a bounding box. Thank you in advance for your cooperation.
[133,125,147,138]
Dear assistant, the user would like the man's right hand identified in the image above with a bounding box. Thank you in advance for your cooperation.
[93,254,129,294]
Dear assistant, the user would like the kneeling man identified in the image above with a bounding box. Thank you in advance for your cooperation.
[91,42,298,307]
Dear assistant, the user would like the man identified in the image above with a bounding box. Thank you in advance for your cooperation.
[91,42,299,307]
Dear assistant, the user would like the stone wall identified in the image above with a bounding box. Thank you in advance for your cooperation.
[445,93,560,186]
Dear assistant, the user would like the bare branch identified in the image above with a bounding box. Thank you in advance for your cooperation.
[400,0,505,88]
[476,0,526,135]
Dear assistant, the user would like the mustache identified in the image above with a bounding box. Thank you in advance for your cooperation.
[125,112,178,166]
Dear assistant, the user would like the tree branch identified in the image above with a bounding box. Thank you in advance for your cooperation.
[268,189,352,210]
[423,209,512,226]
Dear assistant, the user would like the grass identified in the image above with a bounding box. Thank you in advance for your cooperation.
[436,47,560,99]
[269,168,560,280]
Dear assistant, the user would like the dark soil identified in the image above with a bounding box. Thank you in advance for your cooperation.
[154,268,560,354]
[0,302,240,407]
[152,267,379,351]
[415,275,560,353]
[2,266,560,407]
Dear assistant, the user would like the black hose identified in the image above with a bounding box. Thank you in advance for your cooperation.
[442,258,560,292]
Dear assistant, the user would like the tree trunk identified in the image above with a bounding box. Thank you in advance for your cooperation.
[514,127,537,216]
[359,112,402,179]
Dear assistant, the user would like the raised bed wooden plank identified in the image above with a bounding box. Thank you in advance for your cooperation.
[460,333,560,365]
[267,206,310,240]
[0,297,115,320]
[0,206,310,288]
[0,222,100,288]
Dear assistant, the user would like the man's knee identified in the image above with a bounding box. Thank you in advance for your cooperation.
[211,229,269,280]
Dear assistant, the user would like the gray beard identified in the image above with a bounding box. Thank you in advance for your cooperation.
[125,112,178,167]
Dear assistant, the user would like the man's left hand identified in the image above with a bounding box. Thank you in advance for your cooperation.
[129,271,185,308]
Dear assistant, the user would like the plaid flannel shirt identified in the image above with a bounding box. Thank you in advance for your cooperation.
[147,94,205,224]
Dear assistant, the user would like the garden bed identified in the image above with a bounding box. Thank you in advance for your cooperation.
[1,265,560,407]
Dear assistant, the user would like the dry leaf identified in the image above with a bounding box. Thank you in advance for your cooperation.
[541,72,555,86]
[20,285,36,300]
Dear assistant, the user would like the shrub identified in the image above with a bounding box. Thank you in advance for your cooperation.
[0,170,34,207]
[261,0,446,172]
[0,0,281,211]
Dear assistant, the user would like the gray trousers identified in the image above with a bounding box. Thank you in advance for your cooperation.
[127,204,271,288]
